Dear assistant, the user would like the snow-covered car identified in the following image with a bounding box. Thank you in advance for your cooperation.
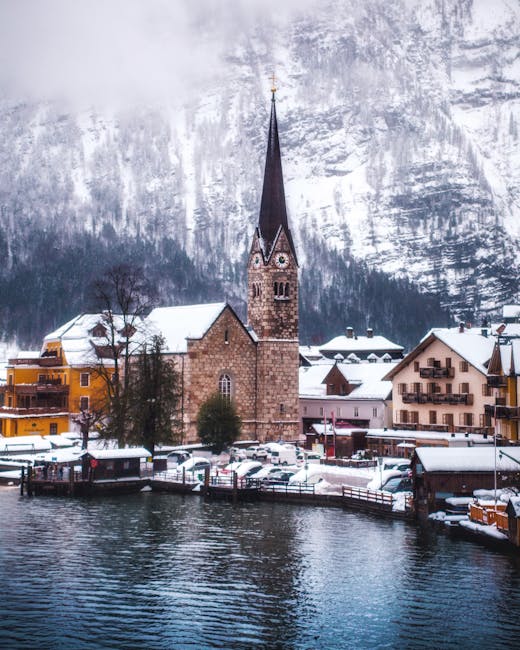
[166,450,191,467]
[262,469,295,485]
[228,447,247,461]
[177,456,211,475]
[235,460,263,478]
[381,477,413,494]
[244,446,268,460]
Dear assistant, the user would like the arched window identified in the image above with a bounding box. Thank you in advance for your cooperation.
[274,281,279,297]
[284,282,289,297]
[219,373,232,401]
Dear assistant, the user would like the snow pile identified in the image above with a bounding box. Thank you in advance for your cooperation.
[459,520,508,542]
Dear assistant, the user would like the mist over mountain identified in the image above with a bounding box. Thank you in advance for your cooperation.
[0,0,518,350]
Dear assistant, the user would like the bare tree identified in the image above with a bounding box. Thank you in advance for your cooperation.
[89,264,156,445]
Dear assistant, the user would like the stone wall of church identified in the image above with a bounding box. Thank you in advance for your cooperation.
[183,307,258,444]
[255,340,300,442]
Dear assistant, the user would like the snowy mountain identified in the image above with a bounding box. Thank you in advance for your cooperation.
[0,0,518,349]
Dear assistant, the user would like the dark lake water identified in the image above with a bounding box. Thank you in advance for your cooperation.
[2,487,520,650]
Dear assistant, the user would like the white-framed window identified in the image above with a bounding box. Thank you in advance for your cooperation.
[319,407,324,416]
[219,373,232,401]
[80,373,90,387]
[79,396,89,411]
[372,407,377,417]
[354,407,359,417]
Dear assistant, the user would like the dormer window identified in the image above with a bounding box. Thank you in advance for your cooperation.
[91,324,107,338]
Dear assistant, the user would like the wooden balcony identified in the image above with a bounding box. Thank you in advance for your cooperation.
[455,425,495,435]
[8,355,64,367]
[402,392,473,405]
[487,375,507,388]
[402,392,429,404]
[6,383,70,396]
[0,406,69,415]
[484,404,520,420]
[421,424,450,432]
[419,367,455,379]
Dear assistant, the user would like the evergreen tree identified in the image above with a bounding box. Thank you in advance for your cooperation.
[196,393,241,453]
[127,335,182,456]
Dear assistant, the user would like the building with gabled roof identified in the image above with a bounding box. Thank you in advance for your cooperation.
[385,323,497,437]
[483,338,520,442]
[319,326,404,361]
[0,312,143,437]
[299,358,396,436]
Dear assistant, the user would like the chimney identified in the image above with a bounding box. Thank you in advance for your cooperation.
[366,327,373,339]
[459,322,465,333]
[346,327,354,339]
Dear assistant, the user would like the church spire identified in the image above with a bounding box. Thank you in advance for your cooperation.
[258,80,296,260]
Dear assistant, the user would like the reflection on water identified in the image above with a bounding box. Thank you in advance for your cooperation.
[1,488,520,649]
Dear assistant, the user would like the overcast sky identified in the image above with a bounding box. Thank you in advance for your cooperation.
[0,0,316,108]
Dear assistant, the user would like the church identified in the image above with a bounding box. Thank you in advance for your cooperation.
[0,89,300,444]
[147,88,300,444]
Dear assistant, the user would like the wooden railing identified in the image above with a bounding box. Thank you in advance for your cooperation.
[469,503,507,525]
[342,485,394,506]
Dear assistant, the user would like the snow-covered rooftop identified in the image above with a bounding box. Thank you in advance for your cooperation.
[299,360,397,400]
[83,447,151,460]
[429,327,495,374]
[43,313,146,366]
[146,302,227,353]
[415,446,520,473]
[349,380,392,400]
[0,435,51,453]
[367,428,492,445]
[502,304,520,320]
[319,333,403,354]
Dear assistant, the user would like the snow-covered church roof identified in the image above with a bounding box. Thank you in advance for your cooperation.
[146,303,227,353]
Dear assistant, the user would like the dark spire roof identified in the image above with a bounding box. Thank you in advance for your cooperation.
[258,91,296,260]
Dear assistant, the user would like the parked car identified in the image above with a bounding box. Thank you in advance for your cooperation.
[177,457,211,475]
[262,469,295,485]
[269,443,298,466]
[235,460,263,478]
[245,446,268,460]
[166,450,191,467]
[381,477,413,494]
[228,447,247,461]
[296,451,323,466]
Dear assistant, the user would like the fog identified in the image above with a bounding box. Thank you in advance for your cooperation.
[0,0,318,108]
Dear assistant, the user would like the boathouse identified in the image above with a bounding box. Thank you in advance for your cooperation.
[412,446,520,517]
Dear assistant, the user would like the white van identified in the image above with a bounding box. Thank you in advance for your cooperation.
[269,443,297,466]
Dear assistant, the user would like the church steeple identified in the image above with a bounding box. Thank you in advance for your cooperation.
[258,86,297,261]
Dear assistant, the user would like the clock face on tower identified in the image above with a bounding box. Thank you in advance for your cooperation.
[274,253,290,269]
[252,254,262,269]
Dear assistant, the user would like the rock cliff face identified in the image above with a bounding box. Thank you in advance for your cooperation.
[0,0,518,348]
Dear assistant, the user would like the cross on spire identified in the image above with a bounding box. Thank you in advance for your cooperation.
[270,72,277,99]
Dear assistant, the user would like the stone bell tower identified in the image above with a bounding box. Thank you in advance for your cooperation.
[247,83,299,442]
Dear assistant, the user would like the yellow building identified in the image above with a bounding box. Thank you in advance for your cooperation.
[485,338,520,442]
[0,314,126,438]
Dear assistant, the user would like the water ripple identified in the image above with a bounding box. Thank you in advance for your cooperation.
[1,489,520,649]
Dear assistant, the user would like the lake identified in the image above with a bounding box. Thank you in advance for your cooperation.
[1,487,520,649]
